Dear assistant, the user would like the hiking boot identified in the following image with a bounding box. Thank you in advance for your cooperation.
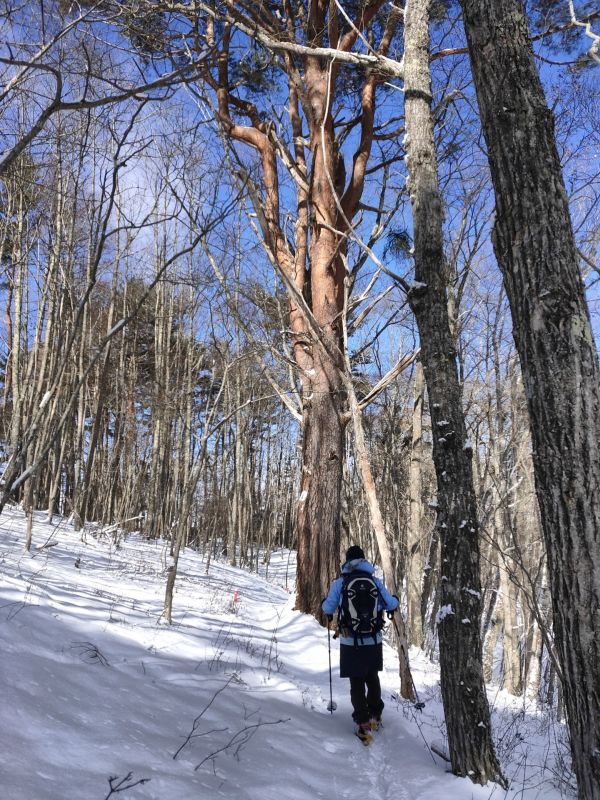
[370,716,382,731]
[355,722,372,745]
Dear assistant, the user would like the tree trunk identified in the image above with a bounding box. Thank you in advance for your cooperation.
[9,193,25,464]
[295,352,344,614]
[482,584,500,683]
[459,2,600,795]
[407,359,425,646]
[75,257,118,527]
[498,545,522,695]
[292,51,350,615]
[525,609,543,701]
[343,345,417,700]
[403,0,504,785]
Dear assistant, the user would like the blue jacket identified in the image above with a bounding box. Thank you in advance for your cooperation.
[321,559,399,646]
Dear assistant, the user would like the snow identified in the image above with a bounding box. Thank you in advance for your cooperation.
[108,319,128,337]
[39,391,53,410]
[436,604,455,624]
[0,507,573,800]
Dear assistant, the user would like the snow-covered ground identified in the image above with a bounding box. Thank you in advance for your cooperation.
[0,508,574,800]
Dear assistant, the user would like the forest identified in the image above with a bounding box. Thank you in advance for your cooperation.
[0,1,599,798]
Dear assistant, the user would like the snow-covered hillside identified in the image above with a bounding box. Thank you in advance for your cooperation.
[0,508,573,800]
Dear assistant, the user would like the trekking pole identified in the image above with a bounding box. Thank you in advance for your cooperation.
[326,619,337,713]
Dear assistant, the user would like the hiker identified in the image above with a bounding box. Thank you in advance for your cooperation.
[322,545,399,743]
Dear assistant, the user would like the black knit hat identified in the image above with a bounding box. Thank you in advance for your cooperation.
[345,545,365,563]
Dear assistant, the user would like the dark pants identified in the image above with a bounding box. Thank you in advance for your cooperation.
[349,671,384,725]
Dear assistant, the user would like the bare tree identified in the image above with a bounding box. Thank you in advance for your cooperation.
[0,2,206,175]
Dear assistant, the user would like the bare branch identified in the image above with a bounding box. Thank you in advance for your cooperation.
[189,1,404,78]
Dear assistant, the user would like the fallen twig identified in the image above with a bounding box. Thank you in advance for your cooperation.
[194,717,290,771]
[104,772,150,799]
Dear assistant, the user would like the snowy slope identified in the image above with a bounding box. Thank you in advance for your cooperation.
[0,508,573,800]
